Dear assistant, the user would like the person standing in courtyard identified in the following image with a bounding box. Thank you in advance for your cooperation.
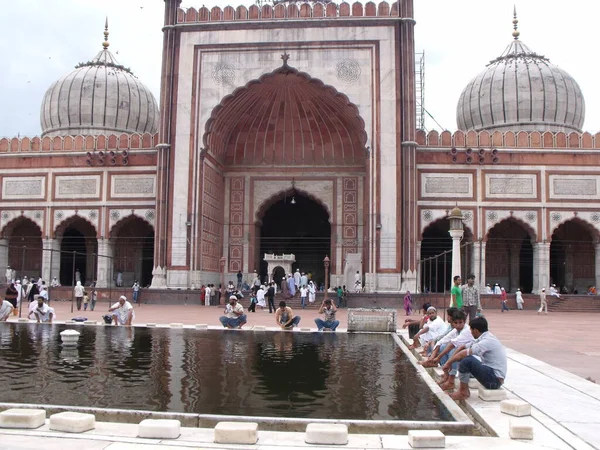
[500,287,509,312]
[132,280,141,304]
[74,280,84,311]
[308,280,316,304]
[451,276,463,309]
[442,316,507,400]
[515,289,524,310]
[266,282,276,313]
[219,295,247,329]
[294,269,301,294]
[204,284,211,306]
[236,270,243,290]
[300,272,308,290]
[108,295,134,326]
[300,284,308,309]
[287,274,296,297]
[315,298,339,331]
[90,288,98,311]
[5,282,18,315]
[461,274,480,322]
[256,285,266,310]
[275,301,301,330]
[403,290,412,316]
[538,288,548,314]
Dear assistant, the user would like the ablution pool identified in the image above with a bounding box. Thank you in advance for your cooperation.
[0,323,472,432]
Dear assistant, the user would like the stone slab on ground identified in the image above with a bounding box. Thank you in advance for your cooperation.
[509,419,534,440]
[305,423,348,445]
[49,411,95,433]
[408,429,446,448]
[479,387,507,401]
[214,421,258,444]
[501,399,531,417]
[0,408,46,429]
[138,419,180,439]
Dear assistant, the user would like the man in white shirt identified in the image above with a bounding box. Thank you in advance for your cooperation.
[33,298,55,323]
[219,296,247,329]
[443,316,507,400]
[204,284,211,306]
[0,299,13,321]
[108,295,134,326]
[409,307,447,350]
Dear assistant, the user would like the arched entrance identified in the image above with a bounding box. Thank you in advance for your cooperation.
[56,217,97,286]
[272,266,285,284]
[259,192,331,287]
[486,219,535,293]
[420,218,473,292]
[110,216,154,287]
[2,217,43,278]
[550,219,598,292]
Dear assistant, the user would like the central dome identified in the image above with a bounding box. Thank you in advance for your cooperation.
[456,15,585,133]
[40,22,159,137]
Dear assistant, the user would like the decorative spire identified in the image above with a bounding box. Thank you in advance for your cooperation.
[281,52,290,67]
[102,17,110,49]
[512,6,520,40]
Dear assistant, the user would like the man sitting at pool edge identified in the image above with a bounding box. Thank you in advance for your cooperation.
[315,298,339,331]
[442,316,507,400]
[109,295,134,326]
[34,297,56,324]
[275,301,301,330]
[219,295,247,329]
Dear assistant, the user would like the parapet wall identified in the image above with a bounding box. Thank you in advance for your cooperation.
[177,1,402,24]
[416,129,600,150]
[0,133,159,153]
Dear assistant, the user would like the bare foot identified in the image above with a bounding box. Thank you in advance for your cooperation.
[440,381,455,391]
[449,389,471,400]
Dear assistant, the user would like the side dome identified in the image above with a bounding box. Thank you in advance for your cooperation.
[456,17,585,133]
[40,23,159,137]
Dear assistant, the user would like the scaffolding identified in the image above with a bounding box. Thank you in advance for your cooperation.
[415,51,426,131]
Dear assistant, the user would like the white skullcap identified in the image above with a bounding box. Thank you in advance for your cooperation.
[119,295,127,301]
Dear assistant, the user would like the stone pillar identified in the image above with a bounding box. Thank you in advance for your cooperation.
[471,241,481,284]
[96,239,114,288]
[41,239,60,283]
[595,243,600,290]
[0,239,8,280]
[480,241,487,292]
[564,246,574,290]
[533,242,550,294]
[449,229,464,283]
[509,243,520,292]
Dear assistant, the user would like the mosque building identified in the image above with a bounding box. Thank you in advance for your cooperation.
[0,0,598,296]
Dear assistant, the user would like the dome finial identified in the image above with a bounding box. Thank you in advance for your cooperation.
[512,6,520,40]
[102,17,110,49]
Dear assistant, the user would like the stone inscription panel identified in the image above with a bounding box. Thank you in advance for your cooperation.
[421,173,472,198]
[550,175,599,199]
[2,176,45,200]
[111,175,156,198]
[486,174,536,199]
[55,175,100,199]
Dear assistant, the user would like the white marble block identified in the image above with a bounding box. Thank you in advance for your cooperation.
[468,378,481,389]
[433,367,444,380]
[195,324,208,329]
[18,318,30,323]
[252,325,266,331]
[305,423,348,445]
[214,421,258,444]
[300,328,312,332]
[509,419,534,440]
[138,419,181,439]
[501,399,531,417]
[170,323,184,328]
[408,430,446,448]
[84,321,97,325]
[146,323,156,327]
[478,387,506,401]
[49,411,95,433]
[0,408,46,429]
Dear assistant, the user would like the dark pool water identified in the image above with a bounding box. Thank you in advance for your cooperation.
[0,324,452,421]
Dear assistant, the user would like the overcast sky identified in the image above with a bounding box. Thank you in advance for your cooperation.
[0,0,597,137]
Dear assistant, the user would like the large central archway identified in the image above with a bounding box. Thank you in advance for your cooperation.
[258,192,331,287]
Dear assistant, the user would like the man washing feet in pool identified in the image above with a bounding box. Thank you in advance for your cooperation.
[407,306,447,352]
[442,316,507,400]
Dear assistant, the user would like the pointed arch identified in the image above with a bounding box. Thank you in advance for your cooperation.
[255,188,331,225]
[1,215,42,238]
[2,216,43,277]
[109,214,154,287]
[54,214,97,238]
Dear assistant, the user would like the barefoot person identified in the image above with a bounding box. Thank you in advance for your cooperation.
[409,307,447,351]
[275,301,301,330]
[315,299,339,331]
[219,295,247,329]
[109,295,135,326]
[34,297,56,324]
[442,317,507,400]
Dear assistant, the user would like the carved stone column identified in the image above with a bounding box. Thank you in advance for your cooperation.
[480,241,487,292]
[564,246,574,289]
[96,239,114,288]
[509,243,520,292]
[41,239,60,283]
[471,240,481,286]
[0,239,9,279]
[533,242,550,294]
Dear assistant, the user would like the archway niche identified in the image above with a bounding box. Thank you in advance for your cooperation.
[56,217,97,286]
[2,217,43,278]
[485,218,534,293]
[420,218,473,293]
[110,215,154,287]
[258,191,330,288]
[272,266,285,285]
[550,219,598,293]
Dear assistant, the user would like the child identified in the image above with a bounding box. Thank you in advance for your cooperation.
[300,285,308,309]
[90,289,97,311]
[83,291,90,311]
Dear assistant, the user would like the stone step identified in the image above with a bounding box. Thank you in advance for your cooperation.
[0,408,46,429]
[214,421,258,444]
[408,429,446,448]
[138,419,180,439]
[305,423,348,445]
[49,411,95,433]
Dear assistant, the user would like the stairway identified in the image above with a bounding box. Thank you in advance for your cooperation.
[547,295,600,312]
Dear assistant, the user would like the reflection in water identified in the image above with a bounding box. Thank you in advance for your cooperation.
[0,324,452,421]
